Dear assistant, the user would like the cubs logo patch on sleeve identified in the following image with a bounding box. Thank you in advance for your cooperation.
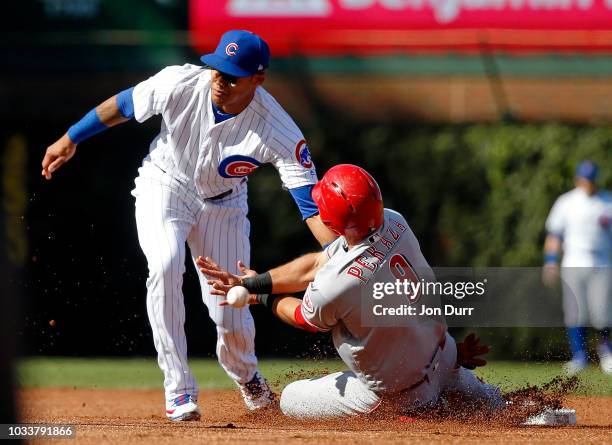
[295,140,313,169]
[218,155,262,178]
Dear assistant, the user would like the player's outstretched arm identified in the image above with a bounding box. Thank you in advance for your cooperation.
[197,256,322,333]
[269,295,319,332]
[198,252,327,295]
[42,89,134,180]
[305,214,337,246]
[197,257,256,297]
[267,251,327,294]
[285,185,336,246]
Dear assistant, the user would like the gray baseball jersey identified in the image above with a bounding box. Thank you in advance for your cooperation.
[300,209,447,393]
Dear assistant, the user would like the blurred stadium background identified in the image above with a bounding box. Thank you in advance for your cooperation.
[1,0,611,388]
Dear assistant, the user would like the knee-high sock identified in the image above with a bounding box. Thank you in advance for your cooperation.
[567,327,586,360]
[600,328,610,348]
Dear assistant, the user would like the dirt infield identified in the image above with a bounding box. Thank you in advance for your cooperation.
[19,388,611,444]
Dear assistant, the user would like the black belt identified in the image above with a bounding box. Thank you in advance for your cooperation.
[153,163,240,201]
[207,178,247,200]
[207,189,233,200]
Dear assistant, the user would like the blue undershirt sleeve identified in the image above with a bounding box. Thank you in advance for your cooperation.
[288,184,319,220]
[66,87,135,144]
[116,87,135,119]
[67,108,108,144]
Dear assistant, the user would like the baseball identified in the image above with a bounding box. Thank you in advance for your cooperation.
[226,286,250,308]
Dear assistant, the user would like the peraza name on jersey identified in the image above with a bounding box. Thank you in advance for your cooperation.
[347,219,407,283]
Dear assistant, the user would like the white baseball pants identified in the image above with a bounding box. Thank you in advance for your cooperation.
[561,267,612,329]
[132,162,258,401]
[280,333,503,419]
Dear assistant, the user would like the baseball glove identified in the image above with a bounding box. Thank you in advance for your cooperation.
[456,332,490,370]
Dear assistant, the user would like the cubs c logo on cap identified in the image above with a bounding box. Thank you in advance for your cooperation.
[295,140,313,169]
[225,43,239,56]
[218,155,261,178]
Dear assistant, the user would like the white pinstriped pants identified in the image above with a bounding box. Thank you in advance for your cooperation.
[132,162,258,401]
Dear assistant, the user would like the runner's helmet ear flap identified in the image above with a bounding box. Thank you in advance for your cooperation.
[312,164,384,241]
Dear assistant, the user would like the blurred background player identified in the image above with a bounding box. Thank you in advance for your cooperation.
[543,160,612,375]
[199,164,502,419]
[41,30,335,420]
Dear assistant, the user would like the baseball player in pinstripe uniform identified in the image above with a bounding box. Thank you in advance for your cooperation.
[199,165,504,419]
[41,30,335,421]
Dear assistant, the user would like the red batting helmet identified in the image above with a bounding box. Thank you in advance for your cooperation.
[312,164,384,241]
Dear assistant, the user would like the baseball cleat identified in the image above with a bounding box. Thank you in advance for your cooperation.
[166,394,200,421]
[523,408,577,426]
[563,357,588,376]
[239,372,276,410]
[597,344,612,375]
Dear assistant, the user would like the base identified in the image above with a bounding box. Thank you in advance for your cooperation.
[523,408,577,426]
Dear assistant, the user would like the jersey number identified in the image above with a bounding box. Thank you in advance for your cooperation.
[389,254,421,304]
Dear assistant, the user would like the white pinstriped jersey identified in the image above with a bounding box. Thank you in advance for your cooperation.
[132,64,317,198]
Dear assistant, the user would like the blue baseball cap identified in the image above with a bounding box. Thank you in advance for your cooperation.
[200,30,270,78]
[575,160,599,182]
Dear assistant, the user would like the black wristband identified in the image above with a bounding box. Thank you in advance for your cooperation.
[242,272,273,294]
[256,293,281,310]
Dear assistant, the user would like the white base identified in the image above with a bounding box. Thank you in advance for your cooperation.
[523,408,577,426]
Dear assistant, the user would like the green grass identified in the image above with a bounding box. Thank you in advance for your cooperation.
[17,358,612,396]
[476,362,612,396]
[17,357,345,390]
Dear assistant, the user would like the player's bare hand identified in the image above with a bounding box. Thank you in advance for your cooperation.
[542,263,560,288]
[237,260,257,279]
[196,256,256,296]
[456,332,490,370]
[42,133,77,180]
